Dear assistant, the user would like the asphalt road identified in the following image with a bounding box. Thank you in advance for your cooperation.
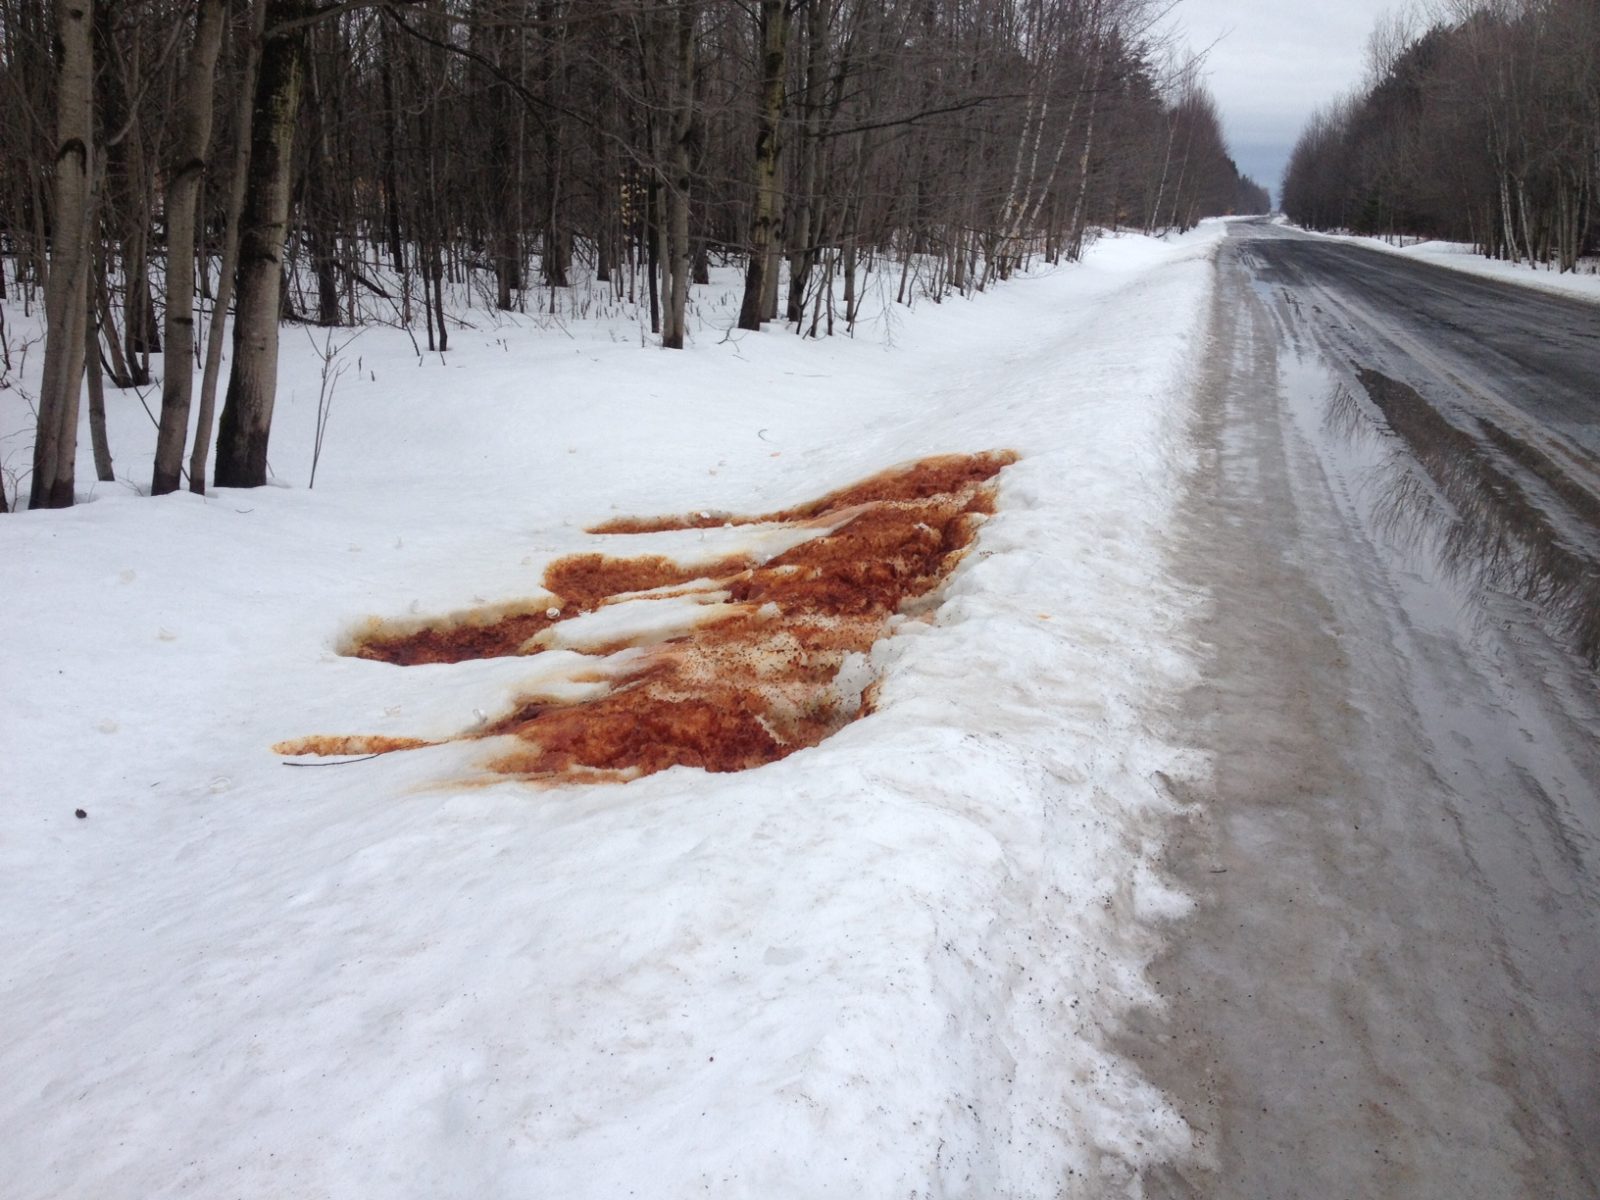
[1125,222,1600,1199]
[1240,222,1600,460]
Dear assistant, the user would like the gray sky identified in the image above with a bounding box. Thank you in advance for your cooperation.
[1158,1,1398,205]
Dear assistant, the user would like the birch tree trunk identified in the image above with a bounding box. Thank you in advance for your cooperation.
[152,0,226,496]
[214,0,309,489]
[1066,37,1104,261]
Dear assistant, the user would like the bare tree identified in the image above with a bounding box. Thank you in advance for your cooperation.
[7,0,1267,505]
[190,0,267,495]
[152,0,226,497]
[214,0,311,489]
[30,0,95,510]
[737,0,788,332]
[1286,0,1598,270]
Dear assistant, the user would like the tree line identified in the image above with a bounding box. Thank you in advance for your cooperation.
[1282,0,1598,269]
[1,0,1267,512]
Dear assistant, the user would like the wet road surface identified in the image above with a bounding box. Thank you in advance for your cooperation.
[1243,223,1600,459]
[1127,222,1600,1198]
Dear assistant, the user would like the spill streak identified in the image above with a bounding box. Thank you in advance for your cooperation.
[275,450,1017,782]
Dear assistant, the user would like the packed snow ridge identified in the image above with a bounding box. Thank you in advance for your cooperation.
[1,225,1225,1198]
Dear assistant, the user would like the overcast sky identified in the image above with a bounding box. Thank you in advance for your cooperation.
[1158,1,1398,205]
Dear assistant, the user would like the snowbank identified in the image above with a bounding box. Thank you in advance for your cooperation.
[0,226,1222,1197]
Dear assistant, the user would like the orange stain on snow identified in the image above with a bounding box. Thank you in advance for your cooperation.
[281,450,1017,782]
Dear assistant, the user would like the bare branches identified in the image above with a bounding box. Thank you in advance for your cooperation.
[1286,0,1599,270]
[2,0,1266,506]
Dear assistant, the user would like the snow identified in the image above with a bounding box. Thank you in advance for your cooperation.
[1288,219,1600,304]
[531,591,734,653]
[0,225,1223,1197]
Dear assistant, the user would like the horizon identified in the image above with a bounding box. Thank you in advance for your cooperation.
[1160,0,1398,208]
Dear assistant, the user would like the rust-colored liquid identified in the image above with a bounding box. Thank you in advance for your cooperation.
[275,450,1016,782]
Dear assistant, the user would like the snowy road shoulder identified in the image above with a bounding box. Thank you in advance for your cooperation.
[1,226,1223,1198]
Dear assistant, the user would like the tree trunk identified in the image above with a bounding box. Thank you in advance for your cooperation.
[429,234,447,353]
[785,0,825,326]
[93,0,156,387]
[1067,45,1104,262]
[537,0,568,288]
[737,0,787,331]
[662,1,697,350]
[379,20,406,278]
[30,0,95,510]
[93,249,136,388]
[214,0,309,489]
[152,0,225,496]
[191,0,266,494]
[85,289,113,482]
[645,171,661,335]
[305,53,342,330]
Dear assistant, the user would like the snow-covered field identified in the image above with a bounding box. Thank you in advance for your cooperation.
[1,226,1222,1198]
[1290,219,1600,304]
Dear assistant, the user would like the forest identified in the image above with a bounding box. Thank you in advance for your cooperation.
[1282,0,1599,270]
[0,0,1267,512]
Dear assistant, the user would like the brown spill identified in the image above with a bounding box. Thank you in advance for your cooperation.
[348,556,760,667]
[272,734,435,756]
[544,552,753,608]
[284,450,1017,781]
[348,604,563,667]
[588,451,1012,533]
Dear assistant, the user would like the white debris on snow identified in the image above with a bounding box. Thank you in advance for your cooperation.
[0,225,1223,1198]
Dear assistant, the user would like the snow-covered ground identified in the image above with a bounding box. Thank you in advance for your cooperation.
[1287,218,1600,304]
[1,226,1222,1198]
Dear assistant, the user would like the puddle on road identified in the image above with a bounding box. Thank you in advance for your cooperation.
[1256,263,1600,669]
[1326,366,1600,665]
[276,451,1017,782]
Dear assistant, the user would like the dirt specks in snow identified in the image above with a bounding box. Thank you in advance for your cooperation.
[283,450,1017,781]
